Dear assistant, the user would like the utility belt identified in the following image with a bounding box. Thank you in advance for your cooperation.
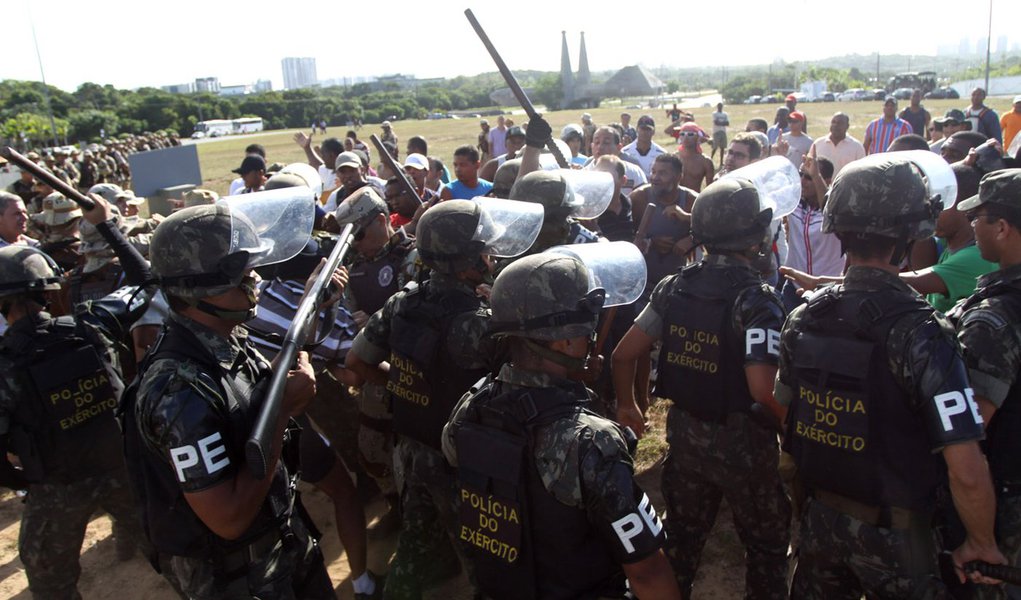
[811,489,931,530]
[218,524,287,575]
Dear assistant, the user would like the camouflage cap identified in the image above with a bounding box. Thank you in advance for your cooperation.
[150,203,251,299]
[509,170,576,215]
[691,177,771,250]
[335,186,388,226]
[489,252,600,341]
[116,189,145,206]
[87,183,124,203]
[416,200,483,275]
[0,246,62,298]
[824,156,935,240]
[181,189,219,209]
[492,158,522,198]
[957,168,1021,212]
[33,192,83,226]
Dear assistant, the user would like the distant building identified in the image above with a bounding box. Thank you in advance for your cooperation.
[195,77,220,93]
[219,85,252,97]
[282,57,318,90]
[163,82,196,94]
[254,79,273,93]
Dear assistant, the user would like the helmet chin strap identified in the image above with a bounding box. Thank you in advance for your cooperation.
[186,297,257,322]
[524,338,588,372]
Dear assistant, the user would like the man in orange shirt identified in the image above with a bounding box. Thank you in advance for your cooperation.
[1002,95,1021,153]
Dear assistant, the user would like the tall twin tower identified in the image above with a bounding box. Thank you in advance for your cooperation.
[560,31,591,108]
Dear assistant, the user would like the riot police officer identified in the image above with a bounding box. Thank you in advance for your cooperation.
[613,177,792,599]
[776,155,1004,598]
[345,198,542,599]
[125,189,341,599]
[948,168,1021,600]
[336,187,418,533]
[0,195,150,598]
[442,243,681,600]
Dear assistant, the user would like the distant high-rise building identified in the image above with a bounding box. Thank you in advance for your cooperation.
[163,82,196,94]
[282,57,318,90]
[195,77,220,93]
[997,35,1009,54]
[254,79,273,93]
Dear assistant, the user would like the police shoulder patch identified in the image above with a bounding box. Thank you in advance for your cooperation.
[961,305,1010,331]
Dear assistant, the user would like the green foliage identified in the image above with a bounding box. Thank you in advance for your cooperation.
[68,109,120,140]
[1,112,70,146]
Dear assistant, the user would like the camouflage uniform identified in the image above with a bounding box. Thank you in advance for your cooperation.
[636,254,791,599]
[350,272,491,600]
[0,242,149,599]
[777,268,982,599]
[949,264,1021,600]
[134,313,334,600]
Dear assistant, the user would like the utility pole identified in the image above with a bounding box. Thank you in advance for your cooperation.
[28,4,59,147]
[984,0,993,91]
[876,53,880,85]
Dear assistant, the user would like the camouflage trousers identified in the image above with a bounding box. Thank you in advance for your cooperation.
[166,511,335,600]
[662,406,791,600]
[383,437,466,600]
[358,382,396,496]
[791,498,947,600]
[19,468,144,600]
[974,493,1021,600]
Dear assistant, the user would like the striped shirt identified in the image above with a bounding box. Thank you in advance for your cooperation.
[245,278,358,368]
[864,117,913,154]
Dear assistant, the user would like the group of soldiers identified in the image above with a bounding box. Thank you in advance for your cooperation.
[1,106,1020,600]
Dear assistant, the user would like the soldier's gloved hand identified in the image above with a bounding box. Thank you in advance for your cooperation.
[283,351,317,417]
[525,116,553,149]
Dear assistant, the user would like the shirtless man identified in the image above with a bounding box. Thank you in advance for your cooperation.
[628,153,697,237]
[674,122,715,192]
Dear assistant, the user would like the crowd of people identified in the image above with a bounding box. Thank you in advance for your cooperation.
[0,87,1021,600]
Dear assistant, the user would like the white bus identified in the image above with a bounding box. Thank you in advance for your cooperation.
[233,117,264,134]
[192,119,234,139]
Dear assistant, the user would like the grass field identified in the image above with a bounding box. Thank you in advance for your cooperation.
[192,95,1017,196]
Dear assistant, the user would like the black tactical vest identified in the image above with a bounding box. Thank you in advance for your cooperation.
[70,262,125,304]
[1,316,122,484]
[387,281,487,450]
[120,319,294,562]
[654,263,758,421]
[951,278,1021,484]
[785,287,944,510]
[455,380,627,600]
[347,241,412,316]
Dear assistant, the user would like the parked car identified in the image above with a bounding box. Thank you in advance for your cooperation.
[925,87,961,100]
[821,92,835,102]
[892,87,915,100]
[837,88,868,102]
[745,95,761,105]
[872,89,888,100]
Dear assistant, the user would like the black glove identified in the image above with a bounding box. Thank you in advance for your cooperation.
[525,116,553,149]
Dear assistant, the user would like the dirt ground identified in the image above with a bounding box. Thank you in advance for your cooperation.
[0,398,753,599]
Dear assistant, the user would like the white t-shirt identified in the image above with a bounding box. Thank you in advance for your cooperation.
[318,165,338,191]
[782,133,814,168]
[228,177,245,196]
[619,142,664,180]
[712,111,730,133]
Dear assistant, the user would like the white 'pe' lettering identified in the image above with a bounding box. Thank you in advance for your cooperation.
[638,493,663,538]
[935,391,967,432]
[745,329,781,356]
[612,512,645,554]
[198,432,230,475]
[170,445,199,483]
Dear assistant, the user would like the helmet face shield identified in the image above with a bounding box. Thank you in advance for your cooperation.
[276,163,325,197]
[854,150,957,210]
[722,156,800,220]
[471,198,544,258]
[225,186,316,270]
[559,169,614,220]
[546,241,646,307]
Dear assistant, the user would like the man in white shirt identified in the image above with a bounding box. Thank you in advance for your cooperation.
[621,115,667,179]
[777,111,814,168]
[710,103,729,168]
[808,112,865,176]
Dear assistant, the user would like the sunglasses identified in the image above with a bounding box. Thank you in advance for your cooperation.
[678,131,699,137]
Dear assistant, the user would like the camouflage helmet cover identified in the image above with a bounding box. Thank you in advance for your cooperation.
[491,158,522,198]
[489,252,601,341]
[415,200,484,275]
[509,170,577,216]
[823,156,936,240]
[150,203,258,298]
[691,177,772,251]
[0,246,62,298]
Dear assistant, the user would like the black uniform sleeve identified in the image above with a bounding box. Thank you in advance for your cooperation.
[95,219,152,286]
[901,314,985,450]
[142,371,239,493]
[774,304,808,407]
[581,429,666,564]
[733,284,787,366]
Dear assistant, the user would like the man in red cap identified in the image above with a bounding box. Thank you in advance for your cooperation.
[775,111,813,167]
[786,94,807,134]
[671,122,715,192]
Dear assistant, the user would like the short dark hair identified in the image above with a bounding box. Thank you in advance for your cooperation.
[453,145,480,163]
[428,156,445,174]
[816,157,835,181]
[654,153,682,174]
[948,131,988,151]
[595,126,620,145]
[321,137,344,155]
[747,119,769,133]
[732,133,762,160]
[245,143,266,158]
[951,163,982,207]
[346,130,358,139]
[888,134,930,152]
[408,136,428,154]
[594,155,625,178]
